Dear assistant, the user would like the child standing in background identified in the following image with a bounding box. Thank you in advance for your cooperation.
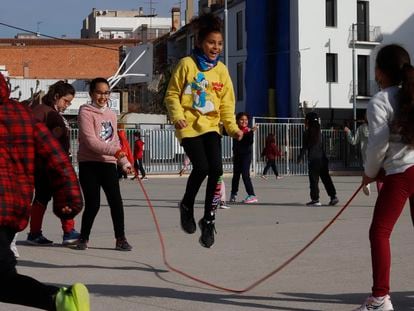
[165,13,243,248]
[230,112,258,204]
[261,133,282,180]
[344,114,371,195]
[131,131,147,180]
[297,112,338,207]
[117,129,134,179]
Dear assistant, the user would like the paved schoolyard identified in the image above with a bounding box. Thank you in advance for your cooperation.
[6,175,414,310]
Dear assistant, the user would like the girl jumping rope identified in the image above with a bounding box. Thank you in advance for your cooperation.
[354,44,414,311]
[165,13,243,248]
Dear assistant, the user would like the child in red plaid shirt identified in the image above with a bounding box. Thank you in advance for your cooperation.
[0,73,89,310]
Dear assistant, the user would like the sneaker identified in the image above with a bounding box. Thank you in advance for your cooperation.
[10,243,19,258]
[229,194,237,203]
[62,229,81,245]
[55,283,90,311]
[261,175,268,180]
[329,196,339,206]
[11,234,19,258]
[198,218,216,248]
[276,176,284,180]
[115,238,132,251]
[140,176,148,180]
[363,184,371,196]
[306,200,322,207]
[243,195,258,204]
[76,239,88,250]
[353,295,394,311]
[219,201,231,209]
[179,201,196,234]
[26,232,53,245]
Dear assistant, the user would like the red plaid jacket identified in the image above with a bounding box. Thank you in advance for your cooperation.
[0,73,82,231]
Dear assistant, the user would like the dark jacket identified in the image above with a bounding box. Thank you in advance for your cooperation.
[297,130,327,163]
[31,103,70,153]
[0,73,82,231]
[233,130,254,156]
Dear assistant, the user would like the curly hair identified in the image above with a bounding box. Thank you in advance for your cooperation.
[191,13,222,46]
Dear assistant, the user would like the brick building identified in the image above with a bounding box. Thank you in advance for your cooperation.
[0,38,140,79]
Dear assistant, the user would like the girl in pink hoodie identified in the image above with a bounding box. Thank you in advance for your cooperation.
[76,77,132,251]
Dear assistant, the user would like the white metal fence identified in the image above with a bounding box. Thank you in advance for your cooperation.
[69,121,362,176]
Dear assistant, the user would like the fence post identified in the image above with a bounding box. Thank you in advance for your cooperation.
[252,117,257,176]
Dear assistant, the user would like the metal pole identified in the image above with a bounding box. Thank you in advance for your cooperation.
[224,0,228,66]
[352,23,357,133]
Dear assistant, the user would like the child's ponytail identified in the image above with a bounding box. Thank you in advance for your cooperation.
[396,63,414,146]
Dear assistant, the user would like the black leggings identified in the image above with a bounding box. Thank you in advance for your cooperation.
[0,227,58,310]
[134,159,146,177]
[79,162,126,240]
[181,132,223,221]
[231,153,255,196]
[262,159,279,177]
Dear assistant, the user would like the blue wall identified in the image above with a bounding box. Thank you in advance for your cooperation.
[245,0,268,117]
[245,0,291,117]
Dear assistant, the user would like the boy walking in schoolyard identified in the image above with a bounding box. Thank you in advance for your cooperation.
[0,72,89,310]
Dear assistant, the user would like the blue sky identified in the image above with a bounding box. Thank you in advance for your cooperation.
[0,0,197,38]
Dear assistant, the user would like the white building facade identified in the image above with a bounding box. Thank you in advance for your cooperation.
[81,8,172,41]
[291,0,414,121]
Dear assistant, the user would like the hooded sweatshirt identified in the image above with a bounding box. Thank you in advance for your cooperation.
[77,104,129,168]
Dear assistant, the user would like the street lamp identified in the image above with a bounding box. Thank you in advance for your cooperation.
[224,0,228,66]
[351,23,357,133]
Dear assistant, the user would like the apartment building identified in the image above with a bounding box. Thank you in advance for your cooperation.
[197,0,414,123]
[81,8,172,42]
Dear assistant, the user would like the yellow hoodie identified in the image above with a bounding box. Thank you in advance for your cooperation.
[165,56,239,142]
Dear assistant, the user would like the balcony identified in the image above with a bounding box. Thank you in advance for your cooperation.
[348,80,379,100]
[348,25,383,47]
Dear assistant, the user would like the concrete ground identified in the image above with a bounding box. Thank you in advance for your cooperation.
[5,175,414,311]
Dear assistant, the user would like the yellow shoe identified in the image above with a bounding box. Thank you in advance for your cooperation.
[55,283,90,311]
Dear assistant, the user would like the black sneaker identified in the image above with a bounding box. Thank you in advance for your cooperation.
[198,218,216,248]
[306,200,322,207]
[76,238,88,250]
[115,238,132,251]
[179,201,196,234]
[329,196,339,206]
[26,232,53,245]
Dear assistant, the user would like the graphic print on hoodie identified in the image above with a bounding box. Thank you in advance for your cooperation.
[100,121,114,142]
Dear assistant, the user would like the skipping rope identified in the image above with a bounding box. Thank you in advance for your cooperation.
[135,177,363,294]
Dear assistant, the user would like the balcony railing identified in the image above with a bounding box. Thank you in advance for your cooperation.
[348,80,379,99]
[348,25,383,45]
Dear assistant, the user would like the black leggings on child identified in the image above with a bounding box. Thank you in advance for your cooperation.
[181,132,223,221]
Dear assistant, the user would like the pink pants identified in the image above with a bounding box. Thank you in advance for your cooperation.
[369,165,414,296]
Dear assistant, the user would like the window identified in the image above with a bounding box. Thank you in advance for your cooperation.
[325,0,337,27]
[237,62,244,101]
[357,1,369,41]
[236,11,243,50]
[357,55,369,96]
[326,53,338,82]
